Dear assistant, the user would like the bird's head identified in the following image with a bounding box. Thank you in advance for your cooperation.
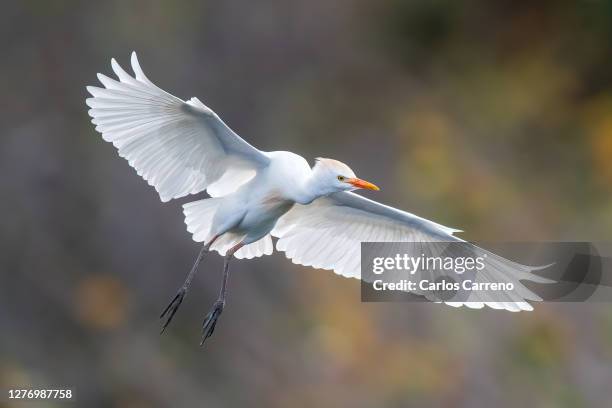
[312,158,380,194]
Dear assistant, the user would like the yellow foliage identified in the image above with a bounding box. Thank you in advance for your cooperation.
[76,274,129,330]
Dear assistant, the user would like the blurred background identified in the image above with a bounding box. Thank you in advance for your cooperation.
[2,0,612,407]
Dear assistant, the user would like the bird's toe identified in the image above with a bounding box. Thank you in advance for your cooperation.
[160,289,186,334]
[200,300,224,346]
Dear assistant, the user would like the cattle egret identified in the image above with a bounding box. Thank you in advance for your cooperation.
[86,53,548,345]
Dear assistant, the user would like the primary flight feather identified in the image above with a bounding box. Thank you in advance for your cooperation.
[86,53,547,344]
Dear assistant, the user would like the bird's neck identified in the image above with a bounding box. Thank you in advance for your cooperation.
[295,174,334,204]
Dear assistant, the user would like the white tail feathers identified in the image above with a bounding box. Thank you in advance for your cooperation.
[183,198,222,243]
[183,199,273,259]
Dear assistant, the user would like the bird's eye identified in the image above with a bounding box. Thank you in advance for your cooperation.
[337,175,345,181]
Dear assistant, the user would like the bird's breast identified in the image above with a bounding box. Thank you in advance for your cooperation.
[235,189,295,234]
[254,190,295,220]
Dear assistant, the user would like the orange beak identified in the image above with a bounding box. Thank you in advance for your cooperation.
[347,177,380,191]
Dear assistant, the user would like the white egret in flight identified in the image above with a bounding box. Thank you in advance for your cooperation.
[86,53,548,345]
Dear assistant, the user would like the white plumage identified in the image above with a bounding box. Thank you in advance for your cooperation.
[87,54,268,202]
[87,52,548,315]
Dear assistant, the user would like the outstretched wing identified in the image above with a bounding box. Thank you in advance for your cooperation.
[272,191,549,312]
[86,52,270,201]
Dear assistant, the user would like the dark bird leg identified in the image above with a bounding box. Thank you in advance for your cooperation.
[160,235,219,333]
[200,242,244,346]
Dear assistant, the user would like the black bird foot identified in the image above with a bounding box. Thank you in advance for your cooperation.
[160,288,186,334]
[200,300,225,346]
